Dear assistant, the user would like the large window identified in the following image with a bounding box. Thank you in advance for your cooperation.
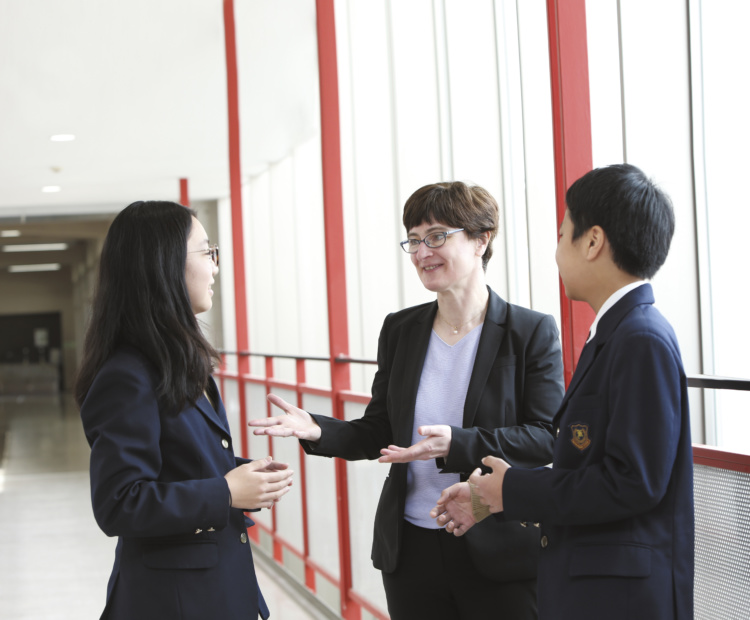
[692,0,750,452]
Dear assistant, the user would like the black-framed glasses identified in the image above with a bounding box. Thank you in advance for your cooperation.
[189,244,219,267]
[400,229,464,254]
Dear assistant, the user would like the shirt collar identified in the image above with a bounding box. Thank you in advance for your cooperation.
[587,281,647,342]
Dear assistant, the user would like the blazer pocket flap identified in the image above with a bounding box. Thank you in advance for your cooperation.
[142,541,219,570]
[570,543,651,578]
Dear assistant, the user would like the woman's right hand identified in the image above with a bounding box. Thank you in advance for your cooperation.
[224,457,293,510]
[247,394,322,442]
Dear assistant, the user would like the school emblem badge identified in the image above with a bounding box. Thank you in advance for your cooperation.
[570,424,591,451]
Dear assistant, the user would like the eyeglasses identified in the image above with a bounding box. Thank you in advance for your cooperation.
[400,229,464,254]
[189,244,219,267]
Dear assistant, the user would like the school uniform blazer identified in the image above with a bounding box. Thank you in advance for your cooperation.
[302,287,564,580]
[80,346,269,620]
[503,284,694,619]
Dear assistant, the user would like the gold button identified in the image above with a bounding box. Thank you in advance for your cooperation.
[541,535,548,548]
[221,439,229,449]
[195,528,202,534]
[240,532,248,544]
[207,527,215,532]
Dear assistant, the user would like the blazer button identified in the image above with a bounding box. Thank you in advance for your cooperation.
[221,438,229,449]
[195,528,202,534]
[240,532,248,544]
[541,535,549,548]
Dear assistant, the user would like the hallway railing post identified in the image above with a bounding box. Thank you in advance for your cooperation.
[315,0,358,618]
[222,0,251,455]
[546,0,596,384]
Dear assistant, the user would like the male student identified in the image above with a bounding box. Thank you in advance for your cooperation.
[432,163,694,620]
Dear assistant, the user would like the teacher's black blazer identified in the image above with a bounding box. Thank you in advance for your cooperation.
[303,287,564,580]
[80,346,269,620]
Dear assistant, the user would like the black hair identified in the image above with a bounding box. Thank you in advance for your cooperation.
[74,200,219,414]
[566,164,675,279]
[402,181,499,270]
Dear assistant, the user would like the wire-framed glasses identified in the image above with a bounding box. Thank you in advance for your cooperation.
[399,229,464,254]
[189,244,219,266]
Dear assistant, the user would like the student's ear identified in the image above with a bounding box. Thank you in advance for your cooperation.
[585,226,607,260]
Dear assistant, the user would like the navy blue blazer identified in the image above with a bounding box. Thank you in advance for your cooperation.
[303,287,564,581]
[80,347,269,620]
[504,284,694,619]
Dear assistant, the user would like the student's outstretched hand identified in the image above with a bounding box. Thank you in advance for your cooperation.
[378,425,451,463]
[430,481,476,536]
[224,456,293,510]
[248,394,322,442]
[468,455,510,513]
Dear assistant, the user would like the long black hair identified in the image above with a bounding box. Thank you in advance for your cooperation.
[74,200,220,414]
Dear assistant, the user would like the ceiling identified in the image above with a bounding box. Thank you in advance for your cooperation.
[0,0,320,256]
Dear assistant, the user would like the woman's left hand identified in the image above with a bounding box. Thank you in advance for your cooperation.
[378,424,452,463]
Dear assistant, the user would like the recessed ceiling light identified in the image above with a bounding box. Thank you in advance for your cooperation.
[2,243,69,252]
[8,263,62,273]
[42,186,61,193]
[50,134,75,142]
[0,230,21,237]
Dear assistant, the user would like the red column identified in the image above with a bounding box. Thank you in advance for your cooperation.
[179,178,190,207]
[546,0,596,385]
[315,0,357,618]
[223,0,251,455]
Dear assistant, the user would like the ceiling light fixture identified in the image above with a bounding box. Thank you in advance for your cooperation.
[42,186,61,193]
[50,134,76,142]
[2,243,69,252]
[8,263,62,273]
[0,230,21,237]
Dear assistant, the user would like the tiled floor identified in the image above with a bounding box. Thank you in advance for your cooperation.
[0,394,333,619]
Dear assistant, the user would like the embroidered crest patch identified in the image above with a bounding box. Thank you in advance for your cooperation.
[570,424,591,451]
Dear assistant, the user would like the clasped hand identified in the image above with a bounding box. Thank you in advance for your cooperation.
[430,455,510,535]
[224,456,293,510]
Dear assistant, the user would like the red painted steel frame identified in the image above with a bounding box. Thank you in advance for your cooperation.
[222,0,250,455]
[546,0,596,385]
[179,178,190,207]
[693,445,750,474]
[314,0,359,618]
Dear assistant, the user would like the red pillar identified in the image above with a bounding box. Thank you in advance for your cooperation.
[315,0,357,618]
[546,0,596,385]
[179,178,190,207]
[223,0,251,455]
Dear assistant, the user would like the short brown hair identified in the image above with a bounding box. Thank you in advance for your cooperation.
[402,181,499,269]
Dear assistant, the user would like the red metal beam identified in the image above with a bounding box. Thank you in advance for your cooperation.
[179,178,190,207]
[222,0,251,456]
[546,0,596,386]
[315,0,357,617]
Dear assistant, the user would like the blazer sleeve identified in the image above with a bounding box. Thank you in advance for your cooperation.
[301,314,395,461]
[443,312,563,472]
[503,329,684,524]
[81,355,232,538]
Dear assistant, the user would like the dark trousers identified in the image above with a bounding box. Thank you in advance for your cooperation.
[381,520,537,620]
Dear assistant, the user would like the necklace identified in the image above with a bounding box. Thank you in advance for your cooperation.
[437,307,486,335]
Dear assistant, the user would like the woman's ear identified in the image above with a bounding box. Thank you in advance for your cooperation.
[476,231,490,256]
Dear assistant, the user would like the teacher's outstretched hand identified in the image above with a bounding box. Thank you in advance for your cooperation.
[248,394,322,442]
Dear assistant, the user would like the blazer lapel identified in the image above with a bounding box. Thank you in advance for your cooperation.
[395,302,436,447]
[463,289,506,427]
[196,376,231,434]
[556,283,656,420]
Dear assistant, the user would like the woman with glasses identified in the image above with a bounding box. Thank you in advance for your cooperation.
[250,182,564,619]
[76,201,293,620]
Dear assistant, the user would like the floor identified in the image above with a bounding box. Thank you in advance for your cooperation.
[0,394,332,619]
